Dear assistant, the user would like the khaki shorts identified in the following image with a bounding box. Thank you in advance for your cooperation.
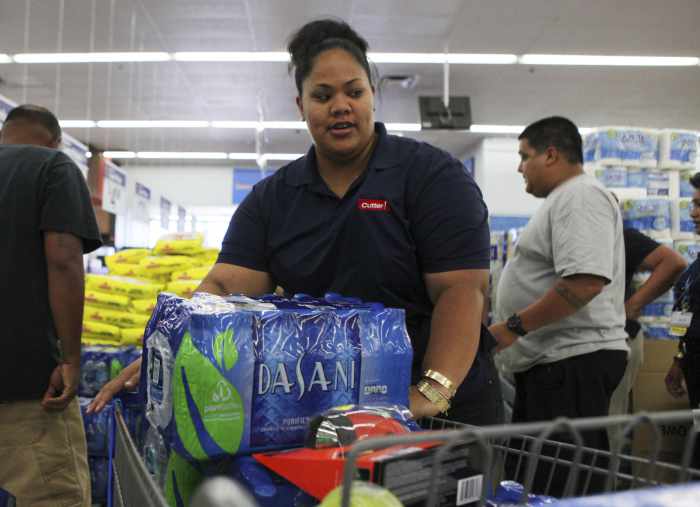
[0,397,91,507]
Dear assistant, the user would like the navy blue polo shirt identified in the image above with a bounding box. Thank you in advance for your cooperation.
[220,122,493,396]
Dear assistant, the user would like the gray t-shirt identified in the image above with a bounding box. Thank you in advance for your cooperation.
[494,173,628,373]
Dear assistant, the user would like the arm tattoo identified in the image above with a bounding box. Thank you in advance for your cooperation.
[554,283,587,309]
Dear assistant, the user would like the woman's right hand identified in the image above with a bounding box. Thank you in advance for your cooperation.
[665,359,686,398]
[86,357,142,414]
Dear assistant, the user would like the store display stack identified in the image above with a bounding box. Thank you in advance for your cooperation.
[138,290,414,507]
[585,127,700,339]
[79,233,219,504]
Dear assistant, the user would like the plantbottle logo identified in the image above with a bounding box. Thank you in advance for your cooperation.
[211,380,233,403]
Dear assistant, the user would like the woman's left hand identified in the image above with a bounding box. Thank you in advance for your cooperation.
[409,385,443,419]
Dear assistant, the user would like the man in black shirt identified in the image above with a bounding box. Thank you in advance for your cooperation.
[0,105,101,506]
[608,228,686,433]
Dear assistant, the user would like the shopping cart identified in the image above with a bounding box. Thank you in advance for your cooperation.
[111,407,700,506]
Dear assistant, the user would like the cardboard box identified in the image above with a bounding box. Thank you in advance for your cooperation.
[630,339,691,482]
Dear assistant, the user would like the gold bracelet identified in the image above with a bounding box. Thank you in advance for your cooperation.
[423,369,456,397]
[417,379,451,413]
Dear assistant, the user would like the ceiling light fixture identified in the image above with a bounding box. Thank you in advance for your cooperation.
[228,153,259,160]
[211,121,262,130]
[261,121,307,130]
[469,124,525,134]
[174,51,289,62]
[103,151,136,159]
[60,120,97,128]
[137,151,228,159]
[368,53,517,64]
[0,54,12,64]
[97,120,209,128]
[13,52,171,63]
[519,54,700,66]
[264,153,304,161]
[385,122,421,131]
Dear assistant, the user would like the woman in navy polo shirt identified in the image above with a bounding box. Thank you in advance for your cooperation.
[90,19,503,425]
[199,19,502,425]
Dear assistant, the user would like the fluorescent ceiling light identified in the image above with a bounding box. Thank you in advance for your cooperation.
[211,121,262,130]
[470,124,524,134]
[261,121,307,130]
[103,151,136,159]
[0,54,11,64]
[137,151,228,159]
[174,51,289,62]
[385,122,421,132]
[97,120,209,128]
[519,54,700,66]
[13,52,171,63]
[264,153,303,161]
[369,52,517,64]
[60,120,96,128]
[228,153,259,160]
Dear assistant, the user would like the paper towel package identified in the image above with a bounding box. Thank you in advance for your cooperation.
[142,292,413,461]
[680,170,695,198]
[594,165,627,187]
[640,317,672,340]
[626,167,648,188]
[674,241,700,264]
[659,130,698,170]
[622,198,671,239]
[646,170,670,197]
[584,128,659,167]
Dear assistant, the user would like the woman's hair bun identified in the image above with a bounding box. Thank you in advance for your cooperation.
[287,18,372,94]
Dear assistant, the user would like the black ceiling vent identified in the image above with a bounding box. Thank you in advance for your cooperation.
[418,96,471,130]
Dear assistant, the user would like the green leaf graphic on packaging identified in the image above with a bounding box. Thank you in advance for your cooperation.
[165,450,202,507]
[173,331,244,460]
[213,327,237,371]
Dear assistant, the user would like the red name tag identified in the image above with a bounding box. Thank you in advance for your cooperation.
[357,199,390,212]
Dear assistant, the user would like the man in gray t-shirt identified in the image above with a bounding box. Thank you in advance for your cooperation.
[489,116,628,495]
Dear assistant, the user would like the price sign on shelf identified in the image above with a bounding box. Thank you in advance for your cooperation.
[133,182,152,222]
[102,163,127,215]
[160,197,172,230]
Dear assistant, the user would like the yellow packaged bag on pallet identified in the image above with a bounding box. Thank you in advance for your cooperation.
[86,274,162,299]
[131,298,157,315]
[82,320,121,343]
[83,336,122,347]
[83,306,150,329]
[85,289,130,311]
[153,232,204,256]
[121,328,145,346]
[139,255,194,276]
[165,279,201,299]
[104,248,151,268]
[170,266,210,281]
[105,263,146,278]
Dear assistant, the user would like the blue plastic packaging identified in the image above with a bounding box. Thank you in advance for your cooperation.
[142,292,413,461]
[487,481,558,506]
[89,456,110,503]
[80,397,114,457]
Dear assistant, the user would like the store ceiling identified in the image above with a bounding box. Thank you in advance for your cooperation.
[0,0,699,165]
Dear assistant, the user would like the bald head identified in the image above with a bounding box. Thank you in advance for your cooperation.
[0,104,62,149]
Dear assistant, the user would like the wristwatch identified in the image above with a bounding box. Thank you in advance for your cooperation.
[506,313,528,336]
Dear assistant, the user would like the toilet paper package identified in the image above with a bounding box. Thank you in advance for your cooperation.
[640,302,674,318]
[584,128,659,167]
[621,198,671,239]
[646,170,670,197]
[659,130,698,170]
[675,241,700,264]
[594,165,627,187]
[626,167,648,188]
[672,199,695,239]
[640,317,672,340]
[143,292,412,462]
[680,170,695,198]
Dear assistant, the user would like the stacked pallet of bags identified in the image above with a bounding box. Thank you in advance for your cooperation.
[138,291,414,507]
